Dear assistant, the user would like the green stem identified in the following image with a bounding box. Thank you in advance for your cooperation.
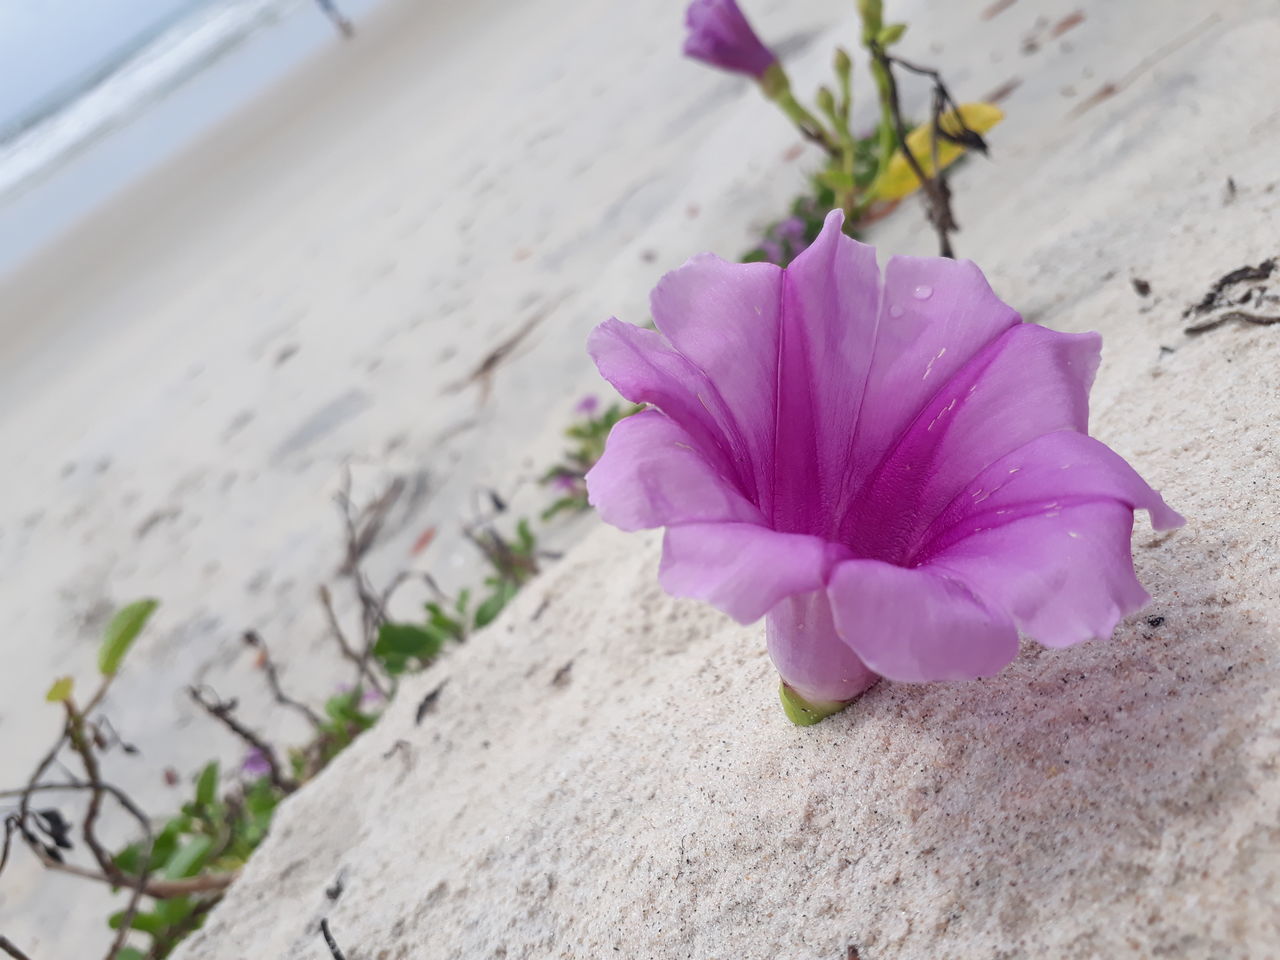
[760,63,839,157]
[778,682,855,726]
[868,52,898,195]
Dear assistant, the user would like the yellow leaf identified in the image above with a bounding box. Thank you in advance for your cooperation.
[46,676,74,703]
[871,102,1004,201]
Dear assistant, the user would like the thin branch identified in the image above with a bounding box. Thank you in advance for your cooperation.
[242,631,325,732]
[320,583,389,700]
[16,728,68,837]
[63,706,119,882]
[335,470,405,576]
[869,42,960,257]
[318,585,381,695]
[320,919,348,960]
[187,687,297,794]
[0,936,35,960]
[27,848,235,898]
[1184,310,1280,335]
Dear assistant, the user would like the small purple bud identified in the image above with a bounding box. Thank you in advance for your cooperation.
[574,395,600,416]
[683,0,778,80]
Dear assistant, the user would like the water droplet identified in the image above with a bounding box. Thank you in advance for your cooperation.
[888,304,905,319]
[912,284,933,300]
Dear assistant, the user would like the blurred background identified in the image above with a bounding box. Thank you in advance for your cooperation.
[0,0,838,953]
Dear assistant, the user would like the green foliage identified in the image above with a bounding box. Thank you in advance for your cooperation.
[194,761,219,810]
[741,133,883,268]
[102,753,287,957]
[877,22,907,46]
[45,676,74,703]
[474,579,519,629]
[163,836,213,880]
[98,598,159,676]
[373,622,444,675]
[539,402,643,518]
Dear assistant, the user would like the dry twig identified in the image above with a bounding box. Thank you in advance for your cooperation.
[187,686,298,794]
[868,42,985,258]
[0,937,35,960]
[320,918,348,960]
[242,631,325,732]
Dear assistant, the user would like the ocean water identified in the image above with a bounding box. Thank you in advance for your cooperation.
[0,0,374,277]
[0,0,312,202]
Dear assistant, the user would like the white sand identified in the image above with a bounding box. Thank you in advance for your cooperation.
[8,0,1280,955]
[0,0,844,951]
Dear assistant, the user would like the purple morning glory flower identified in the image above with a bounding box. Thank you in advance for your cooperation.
[683,0,778,80]
[586,211,1182,723]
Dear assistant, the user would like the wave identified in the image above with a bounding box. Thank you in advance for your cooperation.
[0,0,308,202]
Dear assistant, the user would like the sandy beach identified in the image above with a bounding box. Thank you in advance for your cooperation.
[175,0,1280,953]
[5,0,1280,955]
[0,0,840,952]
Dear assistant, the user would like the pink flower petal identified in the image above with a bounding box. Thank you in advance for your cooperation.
[827,560,1020,682]
[766,590,879,703]
[839,252,1022,506]
[588,318,748,497]
[915,429,1183,561]
[771,213,883,536]
[650,255,782,515]
[926,500,1157,649]
[659,522,849,624]
[842,324,1101,562]
[586,410,762,531]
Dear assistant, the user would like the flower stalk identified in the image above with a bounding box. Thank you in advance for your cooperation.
[684,0,1004,263]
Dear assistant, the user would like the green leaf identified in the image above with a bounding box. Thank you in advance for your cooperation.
[194,761,219,810]
[373,622,443,672]
[152,895,195,926]
[424,602,463,641]
[474,581,519,630]
[150,818,186,868]
[455,588,471,617]
[45,676,74,703]
[107,909,166,936]
[515,519,536,554]
[164,835,214,879]
[877,22,907,45]
[324,691,360,723]
[113,842,144,876]
[541,496,587,522]
[98,599,159,676]
[114,949,146,960]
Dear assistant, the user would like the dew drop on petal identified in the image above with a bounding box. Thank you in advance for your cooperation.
[912,284,934,300]
[889,304,905,319]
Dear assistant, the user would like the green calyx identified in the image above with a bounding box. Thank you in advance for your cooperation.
[778,682,852,726]
[759,61,791,100]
